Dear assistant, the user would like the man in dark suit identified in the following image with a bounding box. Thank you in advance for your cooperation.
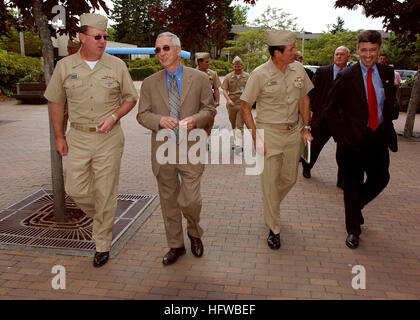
[302,46,350,189]
[326,30,398,249]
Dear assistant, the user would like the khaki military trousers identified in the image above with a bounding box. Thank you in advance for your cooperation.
[156,163,204,248]
[257,122,302,234]
[65,125,124,252]
[227,103,244,146]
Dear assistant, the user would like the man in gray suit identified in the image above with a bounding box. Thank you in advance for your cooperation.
[137,32,216,265]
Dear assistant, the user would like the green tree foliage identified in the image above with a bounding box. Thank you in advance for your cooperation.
[331,16,347,35]
[381,33,420,70]
[0,26,42,57]
[110,0,164,47]
[151,0,257,66]
[303,31,359,66]
[251,6,298,31]
[231,3,249,26]
[224,27,267,71]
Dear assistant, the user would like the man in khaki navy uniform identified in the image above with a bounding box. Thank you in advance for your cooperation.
[240,30,313,250]
[221,56,249,151]
[62,39,82,134]
[44,13,138,267]
[196,52,221,135]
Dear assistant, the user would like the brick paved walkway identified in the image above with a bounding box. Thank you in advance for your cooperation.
[0,80,419,300]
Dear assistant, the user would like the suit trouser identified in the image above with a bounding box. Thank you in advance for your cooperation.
[156,163,204,248]
[65,125,124,252]
[343,125,390,236]
[227,104,244,145]
[302,118,344,183]
[257,122,302,235]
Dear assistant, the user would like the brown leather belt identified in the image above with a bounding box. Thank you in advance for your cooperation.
[70,123,98,132]
[277,121,299,130]
[70,122,120,133]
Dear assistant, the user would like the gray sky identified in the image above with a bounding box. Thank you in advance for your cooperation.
[101,0,385,33]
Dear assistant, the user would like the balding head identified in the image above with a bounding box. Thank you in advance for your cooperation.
[334,46,350,69]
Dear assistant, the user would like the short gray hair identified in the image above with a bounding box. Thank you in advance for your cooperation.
[335,46,350,55]
[157,32,181,47]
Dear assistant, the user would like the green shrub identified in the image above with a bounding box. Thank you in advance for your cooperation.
[130,56,161,68]
[129,66,157,81]
[401,77,417,88]
[0,49,43,95]
[18,69,45,83]
[210,59,232,76]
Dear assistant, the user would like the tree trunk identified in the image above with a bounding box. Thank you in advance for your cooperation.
[190,47,196,68]
[32,0,67,222]
[403,68,420,138]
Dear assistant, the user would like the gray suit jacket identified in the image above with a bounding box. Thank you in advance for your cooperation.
[137,66,216,176]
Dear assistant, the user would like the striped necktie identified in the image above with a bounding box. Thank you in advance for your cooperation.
[169,73,181,143]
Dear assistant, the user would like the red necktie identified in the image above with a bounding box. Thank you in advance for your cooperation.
[367,68,379,131]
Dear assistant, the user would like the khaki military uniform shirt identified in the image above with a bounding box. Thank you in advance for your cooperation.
[45,51,138,124]
[197,67,221,91]
[221,71,250,105]
[240,59,313,124]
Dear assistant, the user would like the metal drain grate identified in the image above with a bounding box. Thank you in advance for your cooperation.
[0,189,157,256]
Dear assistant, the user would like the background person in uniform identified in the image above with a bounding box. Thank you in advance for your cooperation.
[240,30,313,250]
[295,51,314,80]
[196,52,221,135]
[137,32,216,266]
[326,30,398,249]
[301,46,350,189]
[45,13,138,267]
[221,56,249,152]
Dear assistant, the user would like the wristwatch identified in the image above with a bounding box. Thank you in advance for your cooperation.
[303,125,311,131]
[111,113,119,124]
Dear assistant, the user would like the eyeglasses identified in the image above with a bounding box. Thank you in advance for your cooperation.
[84,34,110,41]
[155,45,174,53]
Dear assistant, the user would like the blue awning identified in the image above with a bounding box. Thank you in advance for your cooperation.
[105,47,191,59]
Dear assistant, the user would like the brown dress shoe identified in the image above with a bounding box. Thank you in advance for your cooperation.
[162,247,186,265]
[187,233,204,257]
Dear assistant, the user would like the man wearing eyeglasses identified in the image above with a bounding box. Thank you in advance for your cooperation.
[45,13,138,268]
[137,32,216,265]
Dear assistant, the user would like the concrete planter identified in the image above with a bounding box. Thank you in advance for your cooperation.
[397,87,420,113]
[13,82,47,104]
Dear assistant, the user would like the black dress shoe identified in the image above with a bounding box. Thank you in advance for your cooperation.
[162,247,186,265]
[345,234,359,249]
[93,251,109,267]
[302,168,311,179]
[267,230,281,250]
[187,233,204,257]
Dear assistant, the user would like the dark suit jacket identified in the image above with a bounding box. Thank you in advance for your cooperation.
[326,62,398,152]
[309,64,334,128]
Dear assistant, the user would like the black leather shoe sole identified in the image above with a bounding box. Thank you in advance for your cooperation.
[93,251,109,267]
[345,234,359,249]
[302,170,311,179]
[267,231,281,250]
